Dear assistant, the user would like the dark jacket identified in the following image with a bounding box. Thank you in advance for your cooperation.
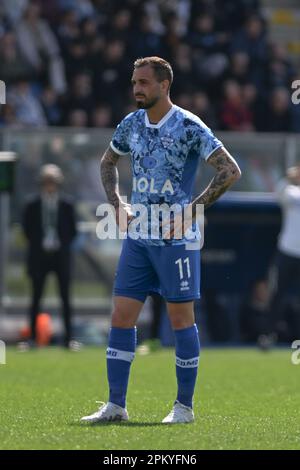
[22,194,77,276]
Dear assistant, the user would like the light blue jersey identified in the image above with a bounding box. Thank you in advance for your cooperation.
[110,104,222,245]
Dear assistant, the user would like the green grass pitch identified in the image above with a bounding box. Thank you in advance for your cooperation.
[1,346,300,450]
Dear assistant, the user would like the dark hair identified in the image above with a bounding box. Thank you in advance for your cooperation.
[134,56,173,91]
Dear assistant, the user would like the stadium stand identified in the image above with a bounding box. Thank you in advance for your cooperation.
[0,0,299,132]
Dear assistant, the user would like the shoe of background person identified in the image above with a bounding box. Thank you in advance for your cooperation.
[137,339,162,355]
[17,340,36,351]
[66,340,82,351]
[162,401,194,424]
[257,333,277,351]
[80,401,129,423]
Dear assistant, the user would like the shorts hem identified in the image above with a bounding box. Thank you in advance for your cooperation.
[166,294,201,303]
[113,289,147,303]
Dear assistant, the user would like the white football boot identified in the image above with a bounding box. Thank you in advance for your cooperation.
[80,402,129,423]
[162,401,194,424]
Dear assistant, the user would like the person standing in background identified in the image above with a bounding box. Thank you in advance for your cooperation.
[22,164,77,348]
[268,165,300,341]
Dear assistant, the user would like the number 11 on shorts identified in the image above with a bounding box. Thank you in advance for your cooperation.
[175,257,191,280]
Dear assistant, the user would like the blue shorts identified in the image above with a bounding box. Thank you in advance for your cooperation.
[114,238,200,303]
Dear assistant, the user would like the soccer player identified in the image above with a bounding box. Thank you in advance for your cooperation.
[81,57,241,424]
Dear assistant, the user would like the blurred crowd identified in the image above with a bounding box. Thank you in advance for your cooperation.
[0,0,299,132]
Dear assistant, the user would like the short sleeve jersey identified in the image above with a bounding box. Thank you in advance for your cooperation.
[110,105,222,245]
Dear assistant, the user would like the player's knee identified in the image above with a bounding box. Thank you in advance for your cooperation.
[168,307,195,330]
[169,315,194,330]
[111,307,134,328]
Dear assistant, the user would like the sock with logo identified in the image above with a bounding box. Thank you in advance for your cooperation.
[106,327,137,408]
[174,324,200,408]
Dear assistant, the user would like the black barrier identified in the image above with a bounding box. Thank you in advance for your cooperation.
[202,192,281,292]
[160,193,282,345]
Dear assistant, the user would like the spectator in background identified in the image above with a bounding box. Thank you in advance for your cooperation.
[67,108,88,127]
[40,86,62,126]
[223,51,250,86]
[187,13,229,56]
[172,43,197,95]
[94,38,129,108]
[256,87,292,132]
[92,105,113,128]
[220,80,254,131]
[215,0,261,32]
[230,15,267,66]
[22,164,77,348]
[0,103,21,128]
[175,91,193,111]
[108,9,132,45]
[190,91,218,129]
[0,0,29,27]
[129,12,164,59]
[57,9,81,53]
[15,2,67,94]
[161,12,183,61]
[64,72,94,118]
[0,31,34,84]
[268,165,300,343]
[33,0,62,25]
[64,38,92,80]
[8,80,47,127]
[143,0,166,36]
[159,0,191,37]
[80,16,103,56]
[187,13,229,93]
[57,0,96,21]
[266,42,295,90]
[242,82,258,114]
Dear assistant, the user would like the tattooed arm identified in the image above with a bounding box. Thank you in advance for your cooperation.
[100,146,133,228]
[100,146,122,208]
[163,146,241,238]
[191,146,241,213]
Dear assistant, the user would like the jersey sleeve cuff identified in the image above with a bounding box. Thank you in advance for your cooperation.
[204,144,223,161]
[110,141,130,156]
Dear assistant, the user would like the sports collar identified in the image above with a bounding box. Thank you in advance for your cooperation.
[144,105,177,129]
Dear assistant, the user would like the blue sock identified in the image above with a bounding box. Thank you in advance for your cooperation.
[174,324,200,408]
[106,327,137,408]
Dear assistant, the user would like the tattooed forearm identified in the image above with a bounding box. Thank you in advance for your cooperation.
[192,146,241,212]
[100,146,121,208]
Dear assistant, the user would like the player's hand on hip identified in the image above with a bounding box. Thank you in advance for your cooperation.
[116,201,134,232]
[161,205,193,240]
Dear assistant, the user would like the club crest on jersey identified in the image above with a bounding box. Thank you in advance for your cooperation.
[161,136,174,148]
[133,177,174,194]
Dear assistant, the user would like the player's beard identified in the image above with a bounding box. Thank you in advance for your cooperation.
[136,94,160,109]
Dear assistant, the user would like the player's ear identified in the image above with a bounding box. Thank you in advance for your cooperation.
[161,79,170,94]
